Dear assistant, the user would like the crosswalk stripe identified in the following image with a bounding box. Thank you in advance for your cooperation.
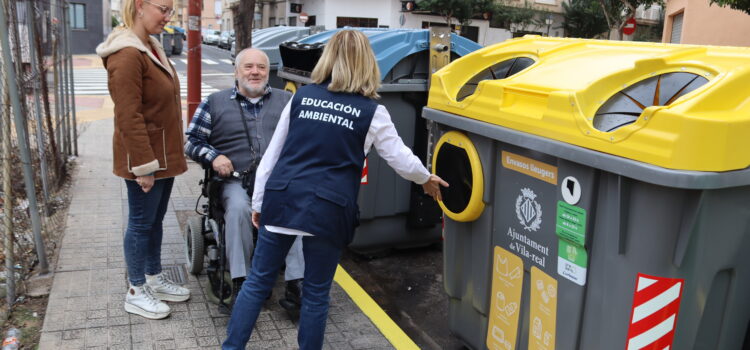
[221,59,233,65]
[202,59,218,65]
[70,68,219,98]
[169,59,176,65]
[180,59,188,64]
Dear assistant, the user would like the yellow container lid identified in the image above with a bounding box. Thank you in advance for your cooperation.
[427,36,750,172]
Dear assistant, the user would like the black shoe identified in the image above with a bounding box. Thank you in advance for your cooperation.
[279,278,303,320]
[285,278,303,305]
[232,277,245,303]
[218,277,245,315]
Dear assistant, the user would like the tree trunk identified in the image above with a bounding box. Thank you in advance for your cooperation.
[597,0,614,39]
[233,0,256,56]
[33,9,63,183]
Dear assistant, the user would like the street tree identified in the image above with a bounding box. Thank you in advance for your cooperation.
[710,0,750,14]
[494,1,547,34]
[416,0,497,28]
[597,0,662,39]
[232,0,255,55]
[562,0,609,38]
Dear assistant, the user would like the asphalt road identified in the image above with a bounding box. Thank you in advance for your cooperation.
[171,43,237,92]
[175,44,467,349]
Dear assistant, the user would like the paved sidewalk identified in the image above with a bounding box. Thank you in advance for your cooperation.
[38,117,397,349]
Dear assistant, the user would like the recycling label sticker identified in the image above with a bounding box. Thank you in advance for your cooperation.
[487,246,524,350]
[557,240,588,286]
[561,176,581,205]
[555,201,586,246]
[529,267,557,350]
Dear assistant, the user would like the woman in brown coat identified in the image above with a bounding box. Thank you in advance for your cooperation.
[96,0,189,320]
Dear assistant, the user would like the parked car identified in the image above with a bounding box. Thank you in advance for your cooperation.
[202,29,220,45]
[219,31,234,49]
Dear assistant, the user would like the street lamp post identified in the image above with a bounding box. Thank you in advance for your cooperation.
[545,15,552,36]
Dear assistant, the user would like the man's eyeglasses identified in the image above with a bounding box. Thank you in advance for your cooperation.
[144,0,175,17]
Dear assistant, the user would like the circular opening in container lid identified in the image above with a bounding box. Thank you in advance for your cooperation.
[593,72,709,132]
[456,57,535,102]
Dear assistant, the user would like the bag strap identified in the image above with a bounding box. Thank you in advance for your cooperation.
[236,98,259,172]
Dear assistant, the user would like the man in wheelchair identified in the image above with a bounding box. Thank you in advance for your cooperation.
[185,48,304,315]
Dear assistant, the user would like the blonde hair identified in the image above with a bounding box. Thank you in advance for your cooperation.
[311,30,381,99]
[121,0,137,29]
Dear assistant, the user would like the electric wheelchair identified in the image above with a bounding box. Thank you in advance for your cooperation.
[184,165,303,317]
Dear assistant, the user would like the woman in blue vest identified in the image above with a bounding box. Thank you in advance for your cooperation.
[222,29,448,350]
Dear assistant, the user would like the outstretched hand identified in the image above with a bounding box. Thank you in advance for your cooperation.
[422,174,449,202]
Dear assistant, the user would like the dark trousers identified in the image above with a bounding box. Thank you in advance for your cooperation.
[223,227,342,350]
[123,177,174,286]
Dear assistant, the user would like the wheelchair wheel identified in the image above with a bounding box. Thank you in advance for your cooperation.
[185,216,205,275]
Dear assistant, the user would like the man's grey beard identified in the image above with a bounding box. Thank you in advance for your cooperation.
[239,80,267,97]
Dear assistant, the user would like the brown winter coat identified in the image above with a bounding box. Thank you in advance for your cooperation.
[96,28,187,179]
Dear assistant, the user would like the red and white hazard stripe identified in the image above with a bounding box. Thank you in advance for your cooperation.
[361,158,368,184]
[626,273,684,350]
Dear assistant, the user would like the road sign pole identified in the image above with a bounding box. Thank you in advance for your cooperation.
[187,0,202,123]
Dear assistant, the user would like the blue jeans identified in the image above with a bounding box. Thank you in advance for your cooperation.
[124,177,174,286]
[223,227,342,350]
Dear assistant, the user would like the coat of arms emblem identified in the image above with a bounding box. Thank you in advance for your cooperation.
[515,188,542,231]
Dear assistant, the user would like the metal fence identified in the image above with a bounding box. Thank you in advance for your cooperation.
[1,0,79,307]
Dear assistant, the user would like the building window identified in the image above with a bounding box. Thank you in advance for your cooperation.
[336,17,378,28]
[69,3,85,29]
[289,16,297,26]
[304,15,317,26]
[489,16,510,29]
[670,12,683,43]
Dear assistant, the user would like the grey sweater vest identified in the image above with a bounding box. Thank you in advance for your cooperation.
[207,88,292,173]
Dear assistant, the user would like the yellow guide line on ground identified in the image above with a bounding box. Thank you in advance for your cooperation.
[334,265,420,350]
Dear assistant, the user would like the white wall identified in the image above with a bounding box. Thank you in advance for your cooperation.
[287,0,569,47]
[398,12,514,46]
[291,0,397,29]
[291,0,325,27]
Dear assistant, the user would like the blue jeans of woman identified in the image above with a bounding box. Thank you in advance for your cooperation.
[124,177,174,286]
[223,227,342,350]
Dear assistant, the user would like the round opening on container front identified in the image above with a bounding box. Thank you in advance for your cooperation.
[432,131,485,222]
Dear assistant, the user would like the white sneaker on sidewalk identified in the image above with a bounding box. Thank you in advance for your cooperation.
[146,273,191,302]
[124,284,171,319]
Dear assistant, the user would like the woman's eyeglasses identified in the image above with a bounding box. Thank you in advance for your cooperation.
[144,0,175,17]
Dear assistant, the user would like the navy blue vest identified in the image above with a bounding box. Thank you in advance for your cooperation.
[260,83,378,246]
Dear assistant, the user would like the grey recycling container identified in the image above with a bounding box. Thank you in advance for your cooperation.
[172,34,183,55]
[160,33,173,57]
[425,36,750,350]
[278,28,483,255]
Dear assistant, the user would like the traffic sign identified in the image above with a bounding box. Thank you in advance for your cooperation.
[623,17,637,35]
[299,12,309,24]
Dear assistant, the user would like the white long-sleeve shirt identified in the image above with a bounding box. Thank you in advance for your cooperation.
[252,100,431,236]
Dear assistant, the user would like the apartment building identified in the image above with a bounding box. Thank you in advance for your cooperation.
[215,0,567,46]
[662,0,750,46]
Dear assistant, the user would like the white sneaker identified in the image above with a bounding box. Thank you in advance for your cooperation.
[146,273,191,302]
[124,284,171,319]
